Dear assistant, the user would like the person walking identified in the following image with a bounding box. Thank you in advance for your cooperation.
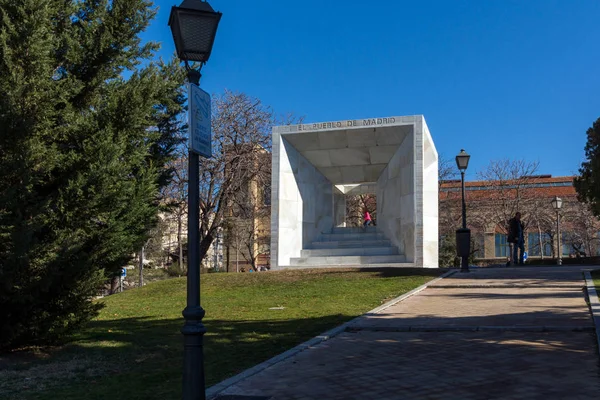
[507,212,525,266]
[363,209,372,228]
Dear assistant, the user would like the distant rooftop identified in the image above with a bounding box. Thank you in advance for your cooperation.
[440,175,576,196]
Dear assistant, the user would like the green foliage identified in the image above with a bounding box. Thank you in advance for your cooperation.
[0,0,186,349]
[592,270,600,301]
[439,235,459,267]
[438,234,478,267]
[575,117,600,217]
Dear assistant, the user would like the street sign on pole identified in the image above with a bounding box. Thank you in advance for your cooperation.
[189,83,212,158]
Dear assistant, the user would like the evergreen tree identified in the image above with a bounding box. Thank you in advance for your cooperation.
[0,0,186,349]
[575,118,600,218]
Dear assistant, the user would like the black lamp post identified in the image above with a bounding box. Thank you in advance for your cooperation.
[169,1,221,400]
[455,149,471,272]
[551,196,563,266]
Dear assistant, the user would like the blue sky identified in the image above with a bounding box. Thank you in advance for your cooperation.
[143,0,600,177]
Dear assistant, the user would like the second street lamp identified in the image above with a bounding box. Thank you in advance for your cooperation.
[551,196,563,266]
[455,149,471,272]
[169,1,222,400]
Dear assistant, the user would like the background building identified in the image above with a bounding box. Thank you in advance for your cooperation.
[440,175,600,263]
[223,146,271,272]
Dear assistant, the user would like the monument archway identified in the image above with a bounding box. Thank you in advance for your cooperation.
[270,115,438,268]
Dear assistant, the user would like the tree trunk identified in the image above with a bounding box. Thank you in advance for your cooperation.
[538,224,544,259]
[213,238,217,271]
[177,212,183,270]
[166,229,171,267]
[226,244,230,272]
[139,245,144,287]
[198,233,214,274]
[110,276,119,295]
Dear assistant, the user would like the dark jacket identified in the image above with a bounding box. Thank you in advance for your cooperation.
[507,217,524,244]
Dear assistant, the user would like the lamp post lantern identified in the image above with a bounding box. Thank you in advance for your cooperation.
[455,149,471,272]
[169,0,222,63]
[169,1,221,399]
[551,196,563,266]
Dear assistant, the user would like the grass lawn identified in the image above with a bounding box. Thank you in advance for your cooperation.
[0,267,442,400]
[592,270,600,300]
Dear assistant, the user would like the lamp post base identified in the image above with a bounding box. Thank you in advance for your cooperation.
[456,228,471,273]
[182,306,207,400]
[460,257,470,273]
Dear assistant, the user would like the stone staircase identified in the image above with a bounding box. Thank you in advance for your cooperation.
[289,226,409,267]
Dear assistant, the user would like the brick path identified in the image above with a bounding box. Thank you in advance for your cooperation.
[212,266,600,400]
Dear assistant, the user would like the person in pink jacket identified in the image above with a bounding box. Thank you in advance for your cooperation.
[363,209,372,227]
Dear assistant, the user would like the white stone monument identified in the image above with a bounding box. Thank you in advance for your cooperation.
[270,115,438,269]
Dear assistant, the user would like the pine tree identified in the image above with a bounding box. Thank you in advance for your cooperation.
[575,118,600,218]
[0,0,186,349]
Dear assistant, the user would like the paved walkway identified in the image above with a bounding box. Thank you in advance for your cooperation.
[213,266,600,400]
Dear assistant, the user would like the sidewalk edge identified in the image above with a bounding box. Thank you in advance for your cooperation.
[583,271,600,357]
[206,269,456,399]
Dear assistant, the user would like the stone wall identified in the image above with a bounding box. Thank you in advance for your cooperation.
[271,135,333,267]
[377,130,415,261]
[421,119,439,267]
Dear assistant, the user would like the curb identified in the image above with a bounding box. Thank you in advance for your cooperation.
[205,269,456,399]
[583,271,600,357]
[429,284,585,289]
[347,325,595,333]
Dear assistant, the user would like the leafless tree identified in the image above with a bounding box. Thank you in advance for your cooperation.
[224,166,271,271]
[196,90,295,265]
[438,154,461,236]
[476,158,541,234]
[345,194,376,227]
[223,218,245,272]
[438,154,458,188]
[161,152,188,272]
[562,199,600,257]
[524,201,555,259]
[160,90,297,270]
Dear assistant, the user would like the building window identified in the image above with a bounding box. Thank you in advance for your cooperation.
[472,233,485,259]
[495,234,509,258]
[527,233,552,257]
[561,232,576,256]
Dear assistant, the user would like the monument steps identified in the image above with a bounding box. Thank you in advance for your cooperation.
[289,227,408,267]
[319,232,385,241]
[289,254,408,266]
[310,239,392,249]
[330,226,378,234]
[283,262,414,269]
[300,246,399,257]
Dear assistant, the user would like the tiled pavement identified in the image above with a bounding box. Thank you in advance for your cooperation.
[212,266,600,400]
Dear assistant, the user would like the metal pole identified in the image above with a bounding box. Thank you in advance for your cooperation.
[182,68,206,400]
[213,233,218,272]
[461,171,467,230]
[557,210,562,266]
[215,231,221,271]
[460,170,469,272]
[139,245,144,288]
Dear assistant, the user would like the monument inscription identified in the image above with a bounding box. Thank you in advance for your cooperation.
[296,117,397,132]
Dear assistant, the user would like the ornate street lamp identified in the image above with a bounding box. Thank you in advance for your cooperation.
[169,0,222,64]
[169,1,221,399]
[551,196,563,266]
[455,149,471,272]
